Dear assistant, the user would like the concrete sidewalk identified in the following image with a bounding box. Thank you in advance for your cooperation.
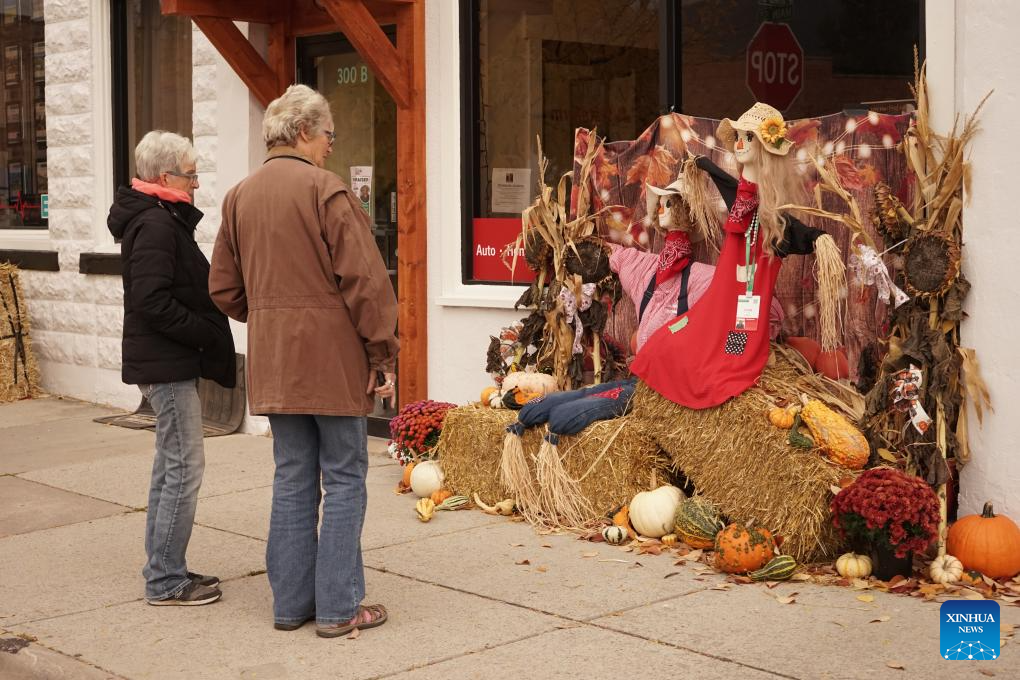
[1,396,1016,680]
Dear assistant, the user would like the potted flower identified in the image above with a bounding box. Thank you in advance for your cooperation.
[830,468,940,580]
[388,399,457,466]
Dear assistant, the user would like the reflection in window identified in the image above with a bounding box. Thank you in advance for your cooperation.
[0,0,45,229]
[115,0,192,184]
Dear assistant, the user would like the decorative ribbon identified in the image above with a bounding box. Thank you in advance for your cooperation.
[1,273,29,385]
[849,244,910,308]
[890,364,932,435]
[559,283,597,355]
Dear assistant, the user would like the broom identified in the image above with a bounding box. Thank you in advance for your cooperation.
[535,429,593,529]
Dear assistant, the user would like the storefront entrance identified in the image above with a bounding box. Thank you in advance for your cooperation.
[298,31,400,436]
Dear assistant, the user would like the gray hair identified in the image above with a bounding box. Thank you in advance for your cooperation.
[263,84,332,150]
[134,130,196,182]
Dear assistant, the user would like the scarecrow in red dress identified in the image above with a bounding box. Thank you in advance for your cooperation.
[631,102,845,409]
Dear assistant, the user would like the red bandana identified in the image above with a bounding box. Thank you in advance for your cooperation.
[656,230,693,285]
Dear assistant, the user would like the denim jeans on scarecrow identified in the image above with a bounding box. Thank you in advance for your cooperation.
[141,380,205,600]
[267,414,369,625]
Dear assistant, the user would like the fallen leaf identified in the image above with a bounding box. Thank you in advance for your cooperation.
[537,566,548,573]
[347,627,361,640]
[829,484,842,495]
[887,574,906,587]
[1000,595,1020,604]
[685,549,704,562]
[515,559,530,566]
[541,543,553,549]
[790,573,812,582]
[856,594,875,603]
[868,616,891,623]
[510,543,524,548]
[664,571,682,579]
[629,561,644,569]
[877,448,898,462]
[775,594,797,604]
[962,588,985,600]
[886,661,905,670]
[730,576,753,585]
[581,552,599,558]
[852,579,872,590]
[918,583,945,600]
[979,669,995,677]
[711,583,732,591]
[638,544,663,556]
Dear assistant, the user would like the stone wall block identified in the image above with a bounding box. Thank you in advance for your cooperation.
[46,82,92,117]
[48,176,94,209]
[47,145,94,179]
[91,277,124,306]
[46,50,92,85]
[193,64,218,102]
[46,113,92,146]
[193,100,218,136]
[46,17,90,54]
[94,304,124,338]
[96,337,123,371]
[45,0,90,22]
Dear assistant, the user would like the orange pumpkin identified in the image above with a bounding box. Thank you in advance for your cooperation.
[480,386,499,406]
[815,348,850,381]
[714,523,776,574]
[401,462,416,488]
[431,489,453,505]
[947,502,1020,579]
[785,336,820,366]
[611,504,637,540]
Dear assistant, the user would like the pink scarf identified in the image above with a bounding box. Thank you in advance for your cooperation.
[656,230,693,285]
[131,178,192,205]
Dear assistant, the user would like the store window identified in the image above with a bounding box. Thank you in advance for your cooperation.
[0,0,46,229]
[461,0,922,283]
[112,0,192,187]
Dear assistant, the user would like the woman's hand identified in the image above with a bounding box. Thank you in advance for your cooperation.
[368,371,396,400]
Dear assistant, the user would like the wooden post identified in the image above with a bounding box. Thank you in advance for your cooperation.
[394,0,427,405]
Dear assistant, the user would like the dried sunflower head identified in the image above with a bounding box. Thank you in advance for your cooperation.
[523,228,552,273]
[564,237,611,283]
[873,182,909,243]
[902,232,961,298]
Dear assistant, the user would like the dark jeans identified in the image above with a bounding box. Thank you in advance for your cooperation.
[267,414,369,625]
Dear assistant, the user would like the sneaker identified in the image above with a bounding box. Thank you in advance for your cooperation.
[146,581,222,606]
[187,571,220,587]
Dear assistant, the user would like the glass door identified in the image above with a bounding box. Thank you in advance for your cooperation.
[298,32,399,435]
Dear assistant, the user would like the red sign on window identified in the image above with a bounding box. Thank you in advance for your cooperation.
[472,218,536,283]
[746,22,804,112]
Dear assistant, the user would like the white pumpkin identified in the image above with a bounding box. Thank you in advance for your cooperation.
[835,552,873,579]
[502,371,558,395]
[629,485,685,538]
[602,525,628,545]
[409,460,444,498]
[929,554,964,584]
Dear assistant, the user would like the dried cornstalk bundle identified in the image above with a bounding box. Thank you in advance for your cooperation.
[872,182,910,243]
[902,232,962,298]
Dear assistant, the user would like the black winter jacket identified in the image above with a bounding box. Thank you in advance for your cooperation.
[108,186,236,388]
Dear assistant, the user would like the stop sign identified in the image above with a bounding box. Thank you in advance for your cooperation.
[746,22,804,112]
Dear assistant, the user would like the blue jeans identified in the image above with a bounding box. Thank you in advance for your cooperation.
[141,380,205,600]
[267,414,368,626]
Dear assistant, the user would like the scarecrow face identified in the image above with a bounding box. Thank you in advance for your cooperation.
[657,194,692,233]
[733,129,759,166]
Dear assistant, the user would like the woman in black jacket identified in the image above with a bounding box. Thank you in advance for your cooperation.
[108,130,235,607]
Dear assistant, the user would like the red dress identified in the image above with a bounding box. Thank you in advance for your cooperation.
[631,161,823,410]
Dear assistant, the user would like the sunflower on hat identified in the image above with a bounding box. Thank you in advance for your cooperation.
[759,116,788,149]
[716,102,794,156]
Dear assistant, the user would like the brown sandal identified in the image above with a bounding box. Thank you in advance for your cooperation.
[316,604,388,638]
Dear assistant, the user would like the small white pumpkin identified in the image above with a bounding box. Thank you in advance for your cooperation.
[835,552,873,579]
[629,485,685,538]
[602,525,628,545]
[929,554,964,584]
[502,371,558,395]
[409,460,444,498]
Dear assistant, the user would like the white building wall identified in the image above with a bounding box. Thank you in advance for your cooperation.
[954,0,1020,518]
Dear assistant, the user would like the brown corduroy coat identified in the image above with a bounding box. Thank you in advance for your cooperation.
[209,147,398,416]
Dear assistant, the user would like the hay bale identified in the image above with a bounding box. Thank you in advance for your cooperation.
[438,404,667,522]
[630,354,846,563]
[0,263,40,403]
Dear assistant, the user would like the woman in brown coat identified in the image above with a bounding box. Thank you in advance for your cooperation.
[209,84,398,638]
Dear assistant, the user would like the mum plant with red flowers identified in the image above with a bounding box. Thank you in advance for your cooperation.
[830,468,940,558]
[388,399,457,465]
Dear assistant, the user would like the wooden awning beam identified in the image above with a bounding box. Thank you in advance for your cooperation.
[191,16,281,108]
[319,0,410,109]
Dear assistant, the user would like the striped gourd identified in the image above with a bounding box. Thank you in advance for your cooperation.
[436,495,469,511]
[749,554,798,582]
[800,399,868,470]
[673,496,723,549]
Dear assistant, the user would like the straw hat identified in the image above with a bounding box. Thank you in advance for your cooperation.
[645,175,687,220]
[717,102,793,156]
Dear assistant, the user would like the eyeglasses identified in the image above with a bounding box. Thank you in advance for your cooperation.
[323,130,336,144]
[166,171,199,182]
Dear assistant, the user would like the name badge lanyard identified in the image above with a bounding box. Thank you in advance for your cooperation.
[736,212,761,331]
